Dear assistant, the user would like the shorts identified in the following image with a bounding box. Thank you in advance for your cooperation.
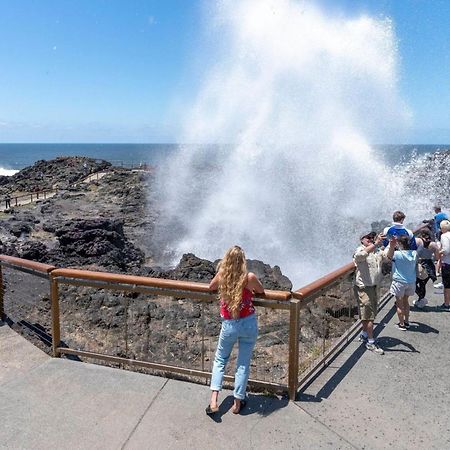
[354,285,378,321]
[390,280,415,297]
[442,264,450,289]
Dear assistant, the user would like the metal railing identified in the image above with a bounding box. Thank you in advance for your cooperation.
[3,188,57,210]
[0,254,390,400]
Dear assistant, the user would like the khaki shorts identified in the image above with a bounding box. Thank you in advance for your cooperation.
[354,285,379,321]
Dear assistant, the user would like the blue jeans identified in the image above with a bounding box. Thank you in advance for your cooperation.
[210,313,258,400]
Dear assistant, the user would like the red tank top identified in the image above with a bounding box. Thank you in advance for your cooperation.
[220,288,255,320]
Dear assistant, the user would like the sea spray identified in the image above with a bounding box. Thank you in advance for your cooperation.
[155,0,417,286]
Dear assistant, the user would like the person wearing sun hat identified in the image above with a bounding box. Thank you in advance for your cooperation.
[353,231,386,354]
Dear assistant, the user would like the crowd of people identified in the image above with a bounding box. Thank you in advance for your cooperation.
[353,207,450,355]
[204,207,448,416]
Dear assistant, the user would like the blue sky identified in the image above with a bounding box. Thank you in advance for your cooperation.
[0,0,449,144]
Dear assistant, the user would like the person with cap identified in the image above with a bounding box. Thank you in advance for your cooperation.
[353,231,386,354]
[382,210,417,250]
[438,220,450,310]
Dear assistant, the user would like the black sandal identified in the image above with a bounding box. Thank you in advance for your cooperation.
[205,405,219,416]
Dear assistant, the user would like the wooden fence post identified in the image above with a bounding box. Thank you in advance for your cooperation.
[50,277,61,357]
[0,265,4,321]
[288,298,301,400]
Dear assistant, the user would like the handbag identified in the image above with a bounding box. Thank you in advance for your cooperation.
[416,262,428,280]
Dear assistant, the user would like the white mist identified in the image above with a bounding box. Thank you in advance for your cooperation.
[156,0,415,287]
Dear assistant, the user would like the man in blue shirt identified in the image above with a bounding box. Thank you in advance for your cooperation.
[434,206,448,239]
[383,210,417,250]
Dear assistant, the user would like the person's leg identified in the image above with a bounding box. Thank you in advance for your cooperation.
[361,319,370,335]
[415,277,426,300]
[356,286,370,341]
[233,315,258,411]
[209,321,237,409]
[444,288,450,306]
[403,296,410,324]
[395,296,404,325]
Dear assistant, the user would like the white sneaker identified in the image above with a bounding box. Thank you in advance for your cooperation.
[415,298,428,308]
[434,282,444,289]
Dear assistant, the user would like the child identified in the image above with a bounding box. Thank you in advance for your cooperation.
[386,235,418,330]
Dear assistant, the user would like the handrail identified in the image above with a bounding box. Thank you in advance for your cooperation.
[293,262,355,303]
[50,267,291,302]
[1,254,363,400]
[0,255,56,274]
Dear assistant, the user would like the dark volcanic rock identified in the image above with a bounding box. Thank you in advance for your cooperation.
[247,259,293,291]
[18,241,49,262]
[0,157,111,194]
[170,253,216,282]
[54,218,144,270]
[144,253,293,291]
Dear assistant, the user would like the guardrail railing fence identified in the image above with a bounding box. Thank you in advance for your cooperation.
[0,254,392,400]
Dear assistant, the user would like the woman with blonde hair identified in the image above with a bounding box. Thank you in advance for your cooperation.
[206,245,264,416]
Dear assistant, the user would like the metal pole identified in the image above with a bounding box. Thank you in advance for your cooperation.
[50,277,61,357]
[0,265,4,321]
[288,298,301,401]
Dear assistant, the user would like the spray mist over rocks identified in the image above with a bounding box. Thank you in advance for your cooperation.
[155,0,426,286]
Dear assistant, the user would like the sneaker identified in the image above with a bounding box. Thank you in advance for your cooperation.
[404,321,410,329]
[439,303,450,310]
[365,342,384,355]
[396,323,407,331]
[414,298,427,308]
[434,282,444,289]
[358,333,368,343]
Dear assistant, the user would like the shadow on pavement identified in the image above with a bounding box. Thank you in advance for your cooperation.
[297,304,400,403]
[406,321,439,334]
[206,394,289,422]
[376,336,419,353]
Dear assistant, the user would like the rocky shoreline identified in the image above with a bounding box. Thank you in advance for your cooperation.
[0,156,394,384]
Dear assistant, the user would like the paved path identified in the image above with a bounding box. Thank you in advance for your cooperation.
[1,286,449,449]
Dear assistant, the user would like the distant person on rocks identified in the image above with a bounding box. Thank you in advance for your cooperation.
[413,229,439,308]
[434,206,448,241]
[4,193,11,209]
[206,245,265,416]
[353,231,386,355]
[386,235,418,330]
[383,211,417,250]
[438,220,450,310]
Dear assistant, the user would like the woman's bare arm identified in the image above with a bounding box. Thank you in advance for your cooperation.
[386,237,397,260]
[246,272,265,294]
[209,272,221,291]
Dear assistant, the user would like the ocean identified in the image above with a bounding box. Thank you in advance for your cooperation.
[0,143,449,176]
[0,143,179,175]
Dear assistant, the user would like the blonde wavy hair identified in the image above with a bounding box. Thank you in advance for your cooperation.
[218,246,248,318]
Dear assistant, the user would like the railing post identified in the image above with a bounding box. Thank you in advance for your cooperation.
[0,265,5,321]
[50,276,61,357]
[288,298,301,401]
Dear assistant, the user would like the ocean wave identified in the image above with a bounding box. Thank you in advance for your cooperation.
[0,167,19,176]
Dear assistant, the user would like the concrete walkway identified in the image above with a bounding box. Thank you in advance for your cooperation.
[1,286,449,449]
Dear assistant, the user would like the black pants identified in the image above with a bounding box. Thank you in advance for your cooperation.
[415,277,430,299]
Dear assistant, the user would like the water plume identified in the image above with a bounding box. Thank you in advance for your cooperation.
[155,0,414,286]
